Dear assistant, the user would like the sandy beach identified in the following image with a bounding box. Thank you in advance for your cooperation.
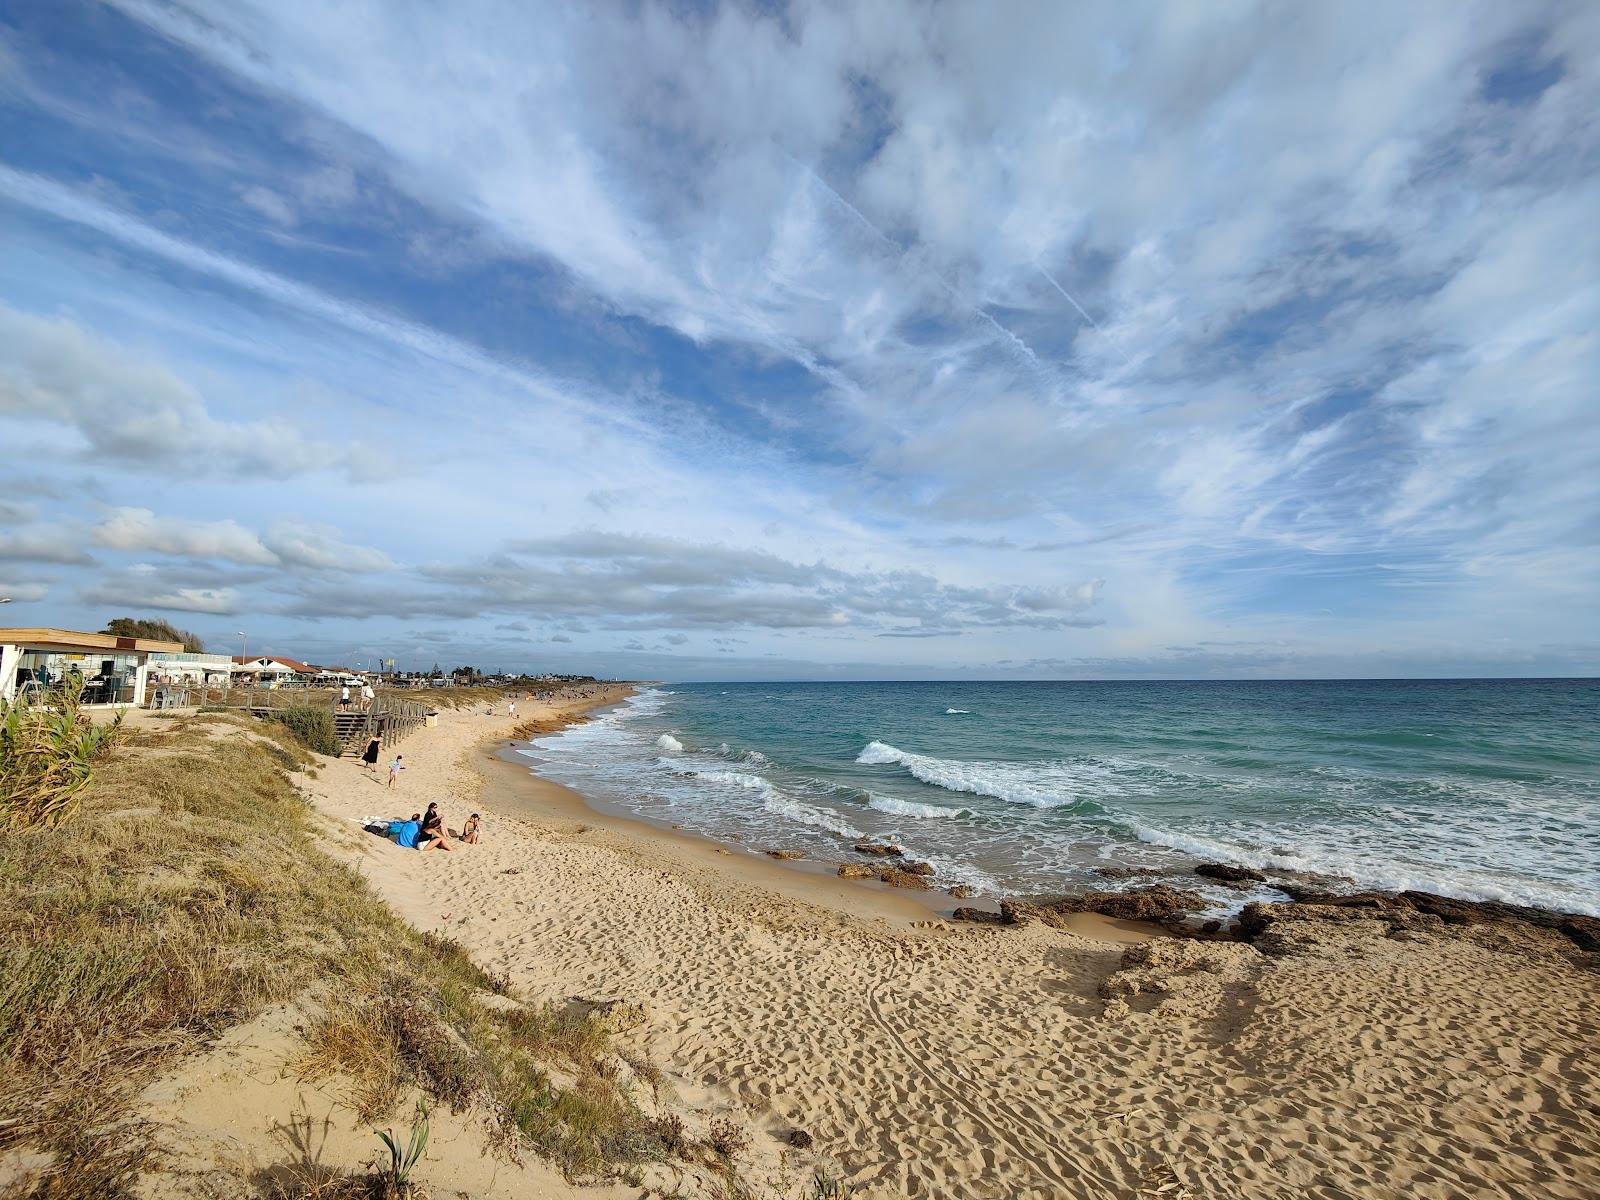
[298,687,1600,1199]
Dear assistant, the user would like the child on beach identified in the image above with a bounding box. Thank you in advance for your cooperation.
[388,755,405,788]
[462,813,482,844]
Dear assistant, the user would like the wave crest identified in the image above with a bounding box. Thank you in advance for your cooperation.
[867,794,969,820]
[856,741,1093,810]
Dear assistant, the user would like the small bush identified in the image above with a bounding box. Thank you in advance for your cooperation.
[272,705,339,756]
[707,1117,750,1161]
[652,1112,687,1155]
[0,676,122,830]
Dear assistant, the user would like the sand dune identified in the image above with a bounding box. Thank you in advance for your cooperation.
[304,692,1600,1199]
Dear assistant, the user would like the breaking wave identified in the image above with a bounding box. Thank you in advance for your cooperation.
[866,794,970,820]
[856,741,1106,810]
[656,733,684,753]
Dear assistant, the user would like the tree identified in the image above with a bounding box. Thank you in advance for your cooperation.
[102,617,206,653]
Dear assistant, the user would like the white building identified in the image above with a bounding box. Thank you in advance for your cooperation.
[0,627,185,707]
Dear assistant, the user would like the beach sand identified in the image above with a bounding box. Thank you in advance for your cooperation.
[299,688,1600,1199]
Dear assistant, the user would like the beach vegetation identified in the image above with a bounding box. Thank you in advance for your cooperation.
[0,674,122,830]
[0,711,671,1195]
[708,1116,752,1161]
[102,615,207,652]
[374,1100,431,1197]
[271,703,340,755]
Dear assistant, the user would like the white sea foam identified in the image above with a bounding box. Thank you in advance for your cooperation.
[763,795,863,838]
[687,768,772,792]
[655,733,684,753]
[856,740,1105,809]
[867,794,970,820]
[944,708,972,715]
[1126,818,1600,917]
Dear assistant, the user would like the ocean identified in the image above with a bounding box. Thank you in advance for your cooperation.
[515,679,1600,917]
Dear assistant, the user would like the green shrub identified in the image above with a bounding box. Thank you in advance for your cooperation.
[0,676,122,830]
[271,705,339,756]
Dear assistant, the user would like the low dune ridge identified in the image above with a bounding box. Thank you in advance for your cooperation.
[297,693,1600,1200]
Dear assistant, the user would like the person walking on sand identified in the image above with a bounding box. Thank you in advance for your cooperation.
[388,754,405,789]
[361,732,383,773]
[507,700,516,719]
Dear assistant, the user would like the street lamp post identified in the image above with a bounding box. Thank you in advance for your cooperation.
[238,632,248,705]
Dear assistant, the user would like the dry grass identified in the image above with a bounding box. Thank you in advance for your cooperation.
[0,712,664,1197]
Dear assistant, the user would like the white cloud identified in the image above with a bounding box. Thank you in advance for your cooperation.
[93,508,277,565]
[237,183,297,226]
[0,303,344,474]
[262,521,392,572]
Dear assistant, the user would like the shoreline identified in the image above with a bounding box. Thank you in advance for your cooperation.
[481,691,1155,942]
[295,686,1600,1198]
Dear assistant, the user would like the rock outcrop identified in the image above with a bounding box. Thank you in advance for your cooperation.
[853,842,903,857]
[1194,862,1267,886]
[998,885,1208,929]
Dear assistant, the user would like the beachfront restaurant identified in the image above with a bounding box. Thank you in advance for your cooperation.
[0,627,185,707]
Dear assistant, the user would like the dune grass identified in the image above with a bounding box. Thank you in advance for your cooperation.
[0,711,666,1197]
[0,677,123,831]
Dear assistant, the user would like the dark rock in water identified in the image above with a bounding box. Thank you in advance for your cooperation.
[1092,866,1169,880]
[947,884,976,899]
[765,848,803,860]
[1559,916,1600,952]
[952,906,1005,925]
[877,868,931,890]
[902,860,935,876]
[854,842,903,857]
[837,863,876,879]
[1201,919,1223,934]
[1001,885,1207,928]
[1195,862,1267,885]
[787,1130,814,1149]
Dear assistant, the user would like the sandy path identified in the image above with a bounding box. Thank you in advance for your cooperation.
[305,691,1600,1199]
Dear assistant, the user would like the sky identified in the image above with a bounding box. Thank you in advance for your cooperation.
[1,0,1596,680]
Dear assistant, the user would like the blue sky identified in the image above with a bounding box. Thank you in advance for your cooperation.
[1,0,1596,679]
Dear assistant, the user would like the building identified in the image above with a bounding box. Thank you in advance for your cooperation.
[230,655,316,686]
[0,627,185,707]
[142,651,236,689]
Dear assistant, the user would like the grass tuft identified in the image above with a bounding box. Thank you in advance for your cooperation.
[0,676,122,830]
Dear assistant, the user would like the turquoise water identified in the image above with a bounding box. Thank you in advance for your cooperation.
[518,680,1600,916]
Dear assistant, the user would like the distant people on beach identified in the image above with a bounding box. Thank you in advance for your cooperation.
[388,754,405,788]
[507,700,516,718]
[361,733,383,773]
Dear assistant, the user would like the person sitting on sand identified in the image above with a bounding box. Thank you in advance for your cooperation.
[361,733,383,773]
[418,805,452,851]
[462,813,482,844]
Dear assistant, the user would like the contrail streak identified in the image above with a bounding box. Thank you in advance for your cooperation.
[1034,259,1134,367]
[789,154,1048,373]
